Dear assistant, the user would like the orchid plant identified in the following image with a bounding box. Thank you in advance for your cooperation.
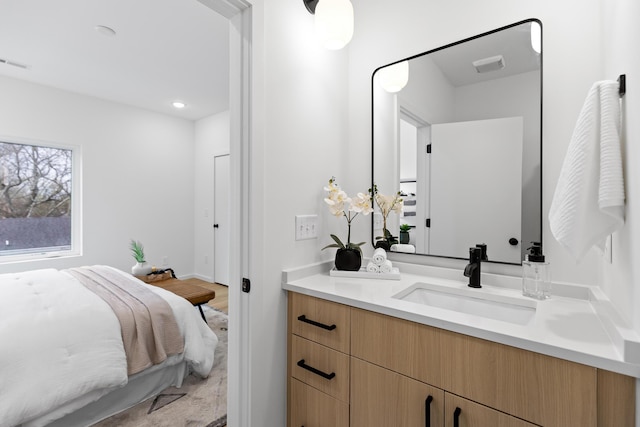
[322,177,373,255]
[369,184,403,247]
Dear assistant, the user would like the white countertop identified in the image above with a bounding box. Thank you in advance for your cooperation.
[282,260,640,378]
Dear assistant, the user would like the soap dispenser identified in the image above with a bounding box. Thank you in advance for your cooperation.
[522,242,551,299]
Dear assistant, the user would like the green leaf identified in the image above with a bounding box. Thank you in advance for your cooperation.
[329,234,346,249]
[346,242,366,256]
[129,239,146,263]
[321,243,341,251]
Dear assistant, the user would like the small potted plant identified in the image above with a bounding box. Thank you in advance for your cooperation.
[322,177,373,271]
[130,239,152,276]
[399,224,411,244]
[370,184,403,250]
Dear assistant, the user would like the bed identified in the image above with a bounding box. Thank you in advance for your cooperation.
[0,265,218,427]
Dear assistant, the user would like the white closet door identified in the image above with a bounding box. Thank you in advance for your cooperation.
[214,154,230,285]
[430,117,523,263]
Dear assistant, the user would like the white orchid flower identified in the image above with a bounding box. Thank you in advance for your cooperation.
[350,192,373,215]
[325,181,350,217]
[330,205,345,217]
[323,177,372,251]
[392,198,403,214]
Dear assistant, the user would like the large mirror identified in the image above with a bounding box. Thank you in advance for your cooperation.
[372,19,542,265]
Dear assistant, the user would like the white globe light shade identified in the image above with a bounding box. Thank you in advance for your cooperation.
[530,21,541,54]
[378,61,409,93]
[315,0,354,50]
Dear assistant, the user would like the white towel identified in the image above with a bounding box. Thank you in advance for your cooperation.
[372,248,387,265]
[379,259,393,274]
[390,244,416,254]
[549,80,625,261]
[366,262,380,273]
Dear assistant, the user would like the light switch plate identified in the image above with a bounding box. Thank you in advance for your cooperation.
[295,215,318,240]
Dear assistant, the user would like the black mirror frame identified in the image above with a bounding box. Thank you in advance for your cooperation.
[370,18,543,265]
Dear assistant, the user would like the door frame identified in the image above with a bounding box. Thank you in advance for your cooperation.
[196,1,253,426]
[399,105,431,254]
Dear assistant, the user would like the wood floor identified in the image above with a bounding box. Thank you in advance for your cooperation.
[158,277,229,314]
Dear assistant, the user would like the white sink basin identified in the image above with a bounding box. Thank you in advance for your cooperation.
[393,282,537,325]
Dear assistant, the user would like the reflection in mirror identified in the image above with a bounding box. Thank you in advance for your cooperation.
[372,19,542,265]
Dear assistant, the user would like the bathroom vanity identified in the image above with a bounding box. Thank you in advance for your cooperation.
[283,262,638,426]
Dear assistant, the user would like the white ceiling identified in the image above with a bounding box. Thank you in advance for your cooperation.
[429,21,540,87]
[0,0,229,121]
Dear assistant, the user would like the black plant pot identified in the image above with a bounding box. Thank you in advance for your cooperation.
[399,231,410,244]
[375,241,391,251]
[334,248,362,271]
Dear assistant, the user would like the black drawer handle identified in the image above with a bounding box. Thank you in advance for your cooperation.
[425,395,433,427]
[297,359,336,380]
[453,407,461,427]
[297,314,336,331]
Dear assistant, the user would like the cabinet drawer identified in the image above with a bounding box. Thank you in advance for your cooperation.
[289,378,349,427]
[290,292,350,353]
[291,335,350,402]
[444,393,537,427]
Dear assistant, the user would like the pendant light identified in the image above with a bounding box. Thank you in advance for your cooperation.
[304,0,354,50]
[378,60,409,93]
[530,21,541,54]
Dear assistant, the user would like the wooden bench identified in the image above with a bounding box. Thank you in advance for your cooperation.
[149,279,216,322]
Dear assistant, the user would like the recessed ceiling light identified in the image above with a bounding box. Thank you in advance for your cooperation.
[95,25,117,37]
[172,101,186,109]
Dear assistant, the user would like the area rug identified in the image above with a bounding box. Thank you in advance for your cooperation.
[94,306,228,427]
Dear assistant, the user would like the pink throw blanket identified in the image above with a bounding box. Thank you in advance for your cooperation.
[66,266,184,375]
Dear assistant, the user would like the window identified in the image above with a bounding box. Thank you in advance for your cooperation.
[0,138,80,261]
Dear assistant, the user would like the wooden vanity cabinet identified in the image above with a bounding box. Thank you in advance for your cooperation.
[350,357,538,427]
[287,293,350,427]
[351,307,635,427]
[287,292,636,427]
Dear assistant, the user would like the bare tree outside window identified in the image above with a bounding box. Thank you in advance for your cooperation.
[0,141,73,255]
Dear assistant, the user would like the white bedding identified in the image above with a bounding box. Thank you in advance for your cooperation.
[0,266,218,427]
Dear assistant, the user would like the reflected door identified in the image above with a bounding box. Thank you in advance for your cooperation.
[214,154,230,285]
[429,117,523,263]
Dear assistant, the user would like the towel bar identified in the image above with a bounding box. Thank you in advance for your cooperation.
[618,74,626,97]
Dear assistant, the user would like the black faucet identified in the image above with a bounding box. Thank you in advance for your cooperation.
[475,243,488,261]
[464,245,485,288]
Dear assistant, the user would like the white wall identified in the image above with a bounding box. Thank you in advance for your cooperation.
[244,0,351,425]
[193,111,230,281]
[0,75,196,276]
[401,55,456,124]
[602,0,640,331]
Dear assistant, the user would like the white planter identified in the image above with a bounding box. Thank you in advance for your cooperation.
[131,261,152,276]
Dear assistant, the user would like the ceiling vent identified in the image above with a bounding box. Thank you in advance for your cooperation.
[472,55,505,73]
[0,58,29,70]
